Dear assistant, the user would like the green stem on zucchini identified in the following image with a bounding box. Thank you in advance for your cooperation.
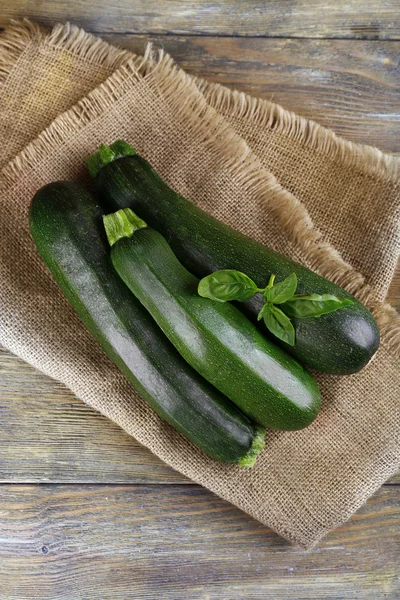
[103,208,147,247]
[88,140,136,178]
[238,425,266,468]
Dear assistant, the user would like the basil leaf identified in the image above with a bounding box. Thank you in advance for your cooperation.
[264,273,297,304]
[198,270,258,303]
[257,302,270,321]
[262,305,295,346]
[282,294,354,318]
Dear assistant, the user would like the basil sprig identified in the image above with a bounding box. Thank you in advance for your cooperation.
[198,270,353,346]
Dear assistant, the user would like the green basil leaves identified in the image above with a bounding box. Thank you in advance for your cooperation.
[264,272,297,304]
[262,304,295,346]
[198,270,353,346]
[197,270,259,303]
[282,293,354,318]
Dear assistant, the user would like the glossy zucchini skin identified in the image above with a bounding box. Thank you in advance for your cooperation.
[29,181,265,465]
[109,226,321,431]
[93,150,380,375]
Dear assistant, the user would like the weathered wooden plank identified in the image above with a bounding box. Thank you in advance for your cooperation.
[0,347,188,483]
[0,484,398,599]
[103,35,400,153]
[1,1,400,39]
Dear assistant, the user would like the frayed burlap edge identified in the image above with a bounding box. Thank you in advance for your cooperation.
[0,19,133,86]
[195,77,400,186]
[46,21,133,70]
[0,18,43,83]
[1,20,400,358]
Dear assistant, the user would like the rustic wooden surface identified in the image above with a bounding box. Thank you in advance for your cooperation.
[2,1,400,39]
[106,35,400,153]
[0,485,398,600]
[0,2,399,598]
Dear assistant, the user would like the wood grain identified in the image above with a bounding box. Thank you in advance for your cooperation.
[101,35,400,154]
[0,484,398,599]
[1,1,400,39]
[0,347,187,484]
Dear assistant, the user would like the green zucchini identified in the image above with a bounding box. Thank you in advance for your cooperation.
[104,208,321,431]
[29,181,266,466]
[89,141,380,375]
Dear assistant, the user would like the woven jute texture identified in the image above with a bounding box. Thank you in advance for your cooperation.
[0,20,399,548]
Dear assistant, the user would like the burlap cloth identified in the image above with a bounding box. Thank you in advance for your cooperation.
[0,20,399,548]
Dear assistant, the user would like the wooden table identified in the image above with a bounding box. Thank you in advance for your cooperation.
[0,2,399,598]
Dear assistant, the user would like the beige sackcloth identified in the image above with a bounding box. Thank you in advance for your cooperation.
[0,20,399,548]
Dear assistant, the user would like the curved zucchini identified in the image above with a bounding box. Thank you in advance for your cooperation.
[104,208,321,431]
[29,182,266,466]
[89,141,380,375]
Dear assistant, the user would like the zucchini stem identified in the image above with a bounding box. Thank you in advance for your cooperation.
[88,140,136,177]
[238,425,266,468]
[103,208,147,247]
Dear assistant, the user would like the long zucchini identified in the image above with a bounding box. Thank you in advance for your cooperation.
[104,208,321,431]
[29,182,266,466]
[89,141,380,375]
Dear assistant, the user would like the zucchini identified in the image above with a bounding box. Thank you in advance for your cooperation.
[29,181,266,466]
[89,141,380,375]
[104,208,321,431]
